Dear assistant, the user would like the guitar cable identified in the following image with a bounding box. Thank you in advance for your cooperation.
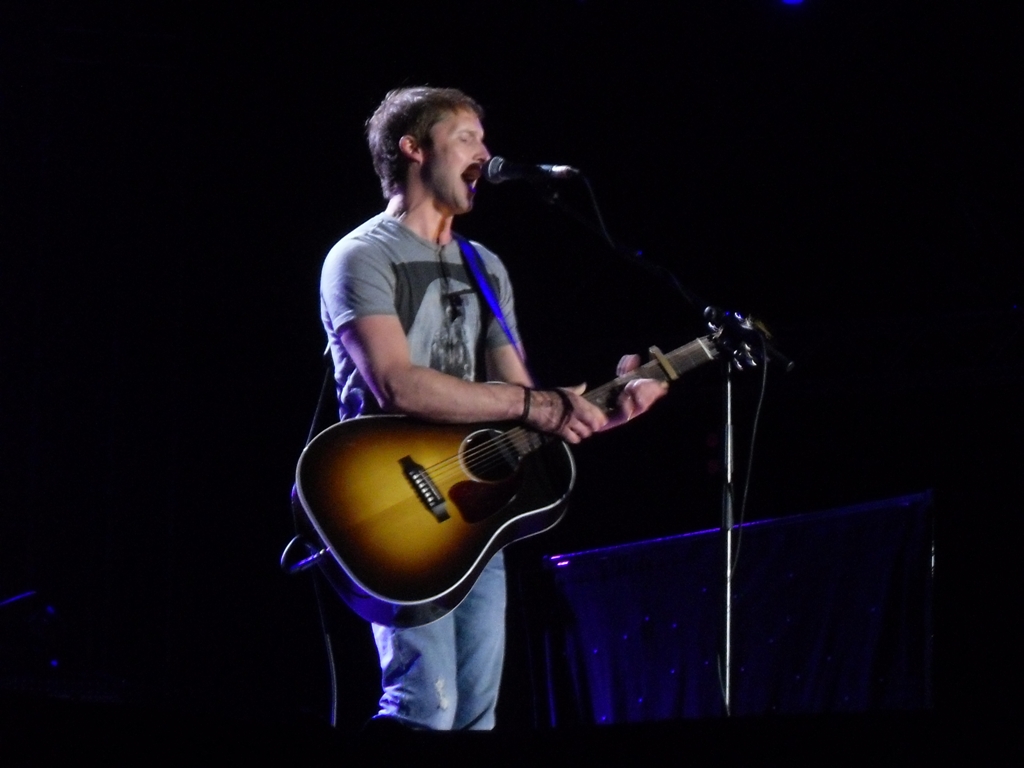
[311,560,340,728]
[732,331,770,573]
[284,350,341,727]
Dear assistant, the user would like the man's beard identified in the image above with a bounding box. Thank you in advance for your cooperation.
[423,162,476,215]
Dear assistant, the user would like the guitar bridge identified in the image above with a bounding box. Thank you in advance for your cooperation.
[399,455,450,522]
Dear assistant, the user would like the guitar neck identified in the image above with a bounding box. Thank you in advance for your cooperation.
[583,335,719,412]
[502,335,719,458]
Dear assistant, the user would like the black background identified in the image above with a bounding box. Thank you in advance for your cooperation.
[1,1,1020,729]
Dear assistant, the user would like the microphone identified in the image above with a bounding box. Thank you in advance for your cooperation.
[481,156,580,184]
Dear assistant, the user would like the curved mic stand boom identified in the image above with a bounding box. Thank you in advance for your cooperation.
[538,172,794,716]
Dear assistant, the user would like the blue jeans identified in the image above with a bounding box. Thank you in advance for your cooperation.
[371,552,506,730]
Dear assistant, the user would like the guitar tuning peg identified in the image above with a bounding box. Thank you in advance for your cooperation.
[704,306,723,333]
[727,341,760,371]
[743,342,759,366]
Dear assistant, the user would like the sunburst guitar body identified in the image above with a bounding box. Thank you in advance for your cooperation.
[295,416,575,627]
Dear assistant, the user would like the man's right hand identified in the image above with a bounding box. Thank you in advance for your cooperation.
[523,385,609,444]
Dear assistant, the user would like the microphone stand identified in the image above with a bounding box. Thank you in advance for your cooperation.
[722,360,736,714]
[536,175,793,717]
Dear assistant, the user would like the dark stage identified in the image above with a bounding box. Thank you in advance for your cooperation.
[1,0,1021,756]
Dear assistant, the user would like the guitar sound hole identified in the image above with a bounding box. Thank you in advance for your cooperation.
[461,429,520,482]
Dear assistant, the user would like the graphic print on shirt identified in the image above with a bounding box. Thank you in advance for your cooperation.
[406,277,479,382]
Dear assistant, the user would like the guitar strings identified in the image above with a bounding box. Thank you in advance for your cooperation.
[418,371,652,483]
[417,342,713,484]
[416,379,625,485]
[419,426,537,484]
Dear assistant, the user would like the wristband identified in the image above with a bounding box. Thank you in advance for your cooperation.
[520,386,532,423]
[551,388,574,431]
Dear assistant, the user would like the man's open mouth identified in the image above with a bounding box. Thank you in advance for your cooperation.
[462,165,482,192]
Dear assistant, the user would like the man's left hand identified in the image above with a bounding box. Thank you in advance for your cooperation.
[604,354,669,430]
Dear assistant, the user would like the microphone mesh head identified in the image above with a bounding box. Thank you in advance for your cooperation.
[482,156,507,184]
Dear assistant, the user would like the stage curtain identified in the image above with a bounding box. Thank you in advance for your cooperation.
[534,493,933,724]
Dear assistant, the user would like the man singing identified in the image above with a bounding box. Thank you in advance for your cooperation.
[319,86,666,730]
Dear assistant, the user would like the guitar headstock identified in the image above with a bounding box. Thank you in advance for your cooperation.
[705,307,794,372]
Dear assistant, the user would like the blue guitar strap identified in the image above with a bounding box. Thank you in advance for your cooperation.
[453,234,525,363]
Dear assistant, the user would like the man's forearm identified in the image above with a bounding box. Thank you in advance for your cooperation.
[374,366,611,442]
[374,365,527,424]
[340,316,615,440]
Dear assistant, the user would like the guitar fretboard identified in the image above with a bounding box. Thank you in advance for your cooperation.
[498,335,718,458]
[584,336,718,411]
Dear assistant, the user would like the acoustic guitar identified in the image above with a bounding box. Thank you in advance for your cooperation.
[294,335,719,627]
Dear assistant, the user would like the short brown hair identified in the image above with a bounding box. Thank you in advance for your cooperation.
[366,87,484,198]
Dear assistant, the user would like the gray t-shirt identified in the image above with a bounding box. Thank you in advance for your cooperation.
[320,214,521,420]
